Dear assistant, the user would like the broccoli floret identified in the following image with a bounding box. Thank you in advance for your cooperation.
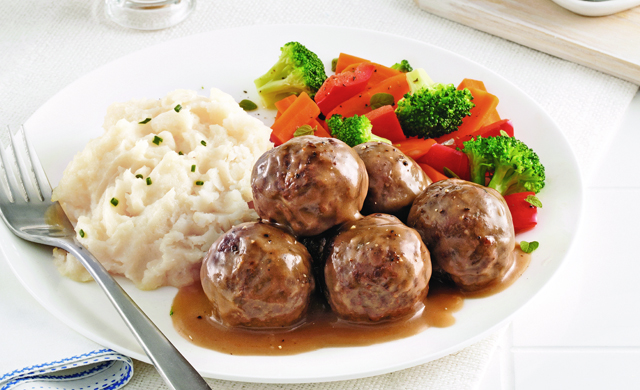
[254,42,327,107]
[462,135,545,195]
[462,137,495,185]
[406,68,434,93]
[391,60,413,73]
[326,114,391,147]
[395,83,474,139]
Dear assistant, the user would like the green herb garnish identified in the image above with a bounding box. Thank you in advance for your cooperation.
[110,198,119,206]
[191,165,196,172]
[195,180,204,186]
[138,118,152,124]
[520,241,539,254]
[293,124,316,137]
[239,99,258,111]
[178,151,184,155]
[174,104,182,112]
[525,195,543,208]
[369,93,395,110]
[152,135,163,145]
[135,174,143,179]
[201,140,207,147]
[146,177,152,185]
[79,229,85,238]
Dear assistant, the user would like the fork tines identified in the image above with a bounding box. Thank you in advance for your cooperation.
[0,125,51,204]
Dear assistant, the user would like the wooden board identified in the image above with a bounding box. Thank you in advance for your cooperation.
[415,0,640,85]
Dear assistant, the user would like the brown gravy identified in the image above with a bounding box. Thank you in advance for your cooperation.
[171,247,530,355]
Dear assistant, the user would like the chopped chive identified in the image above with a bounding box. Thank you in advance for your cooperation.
[178,151,184,155]
[146,177,152,185]
[170,308,174,316]
[138,118,152,124]
[79,229,85,238]
[200,140,207,147]
[152,135,163,145]
[443,167,460,179]
[110,198,119,206]
[191,165,196,172]
[239,99,258,111]
[174,104,182,112]
[195,180,204,186]
[135,174,143,179]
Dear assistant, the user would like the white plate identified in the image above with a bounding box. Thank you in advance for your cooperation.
[552,0,640,16]
[0,25,583,383]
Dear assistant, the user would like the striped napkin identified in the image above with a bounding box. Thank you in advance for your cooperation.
[0,258,132,390]
[0,350,132,390]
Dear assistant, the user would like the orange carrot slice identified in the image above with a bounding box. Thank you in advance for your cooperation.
[335,53,369,73]
[458,78,501,126]
[418,163,448,182]
[394,138,436,160]
[270,92,321,145]
[274,94,298,113]
[307,119,332,138]
[327,73,410,119]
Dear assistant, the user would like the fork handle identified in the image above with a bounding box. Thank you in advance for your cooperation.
[62,239,211,390]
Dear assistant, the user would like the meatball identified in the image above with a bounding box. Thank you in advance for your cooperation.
[200,221,315,328]
[251,135,369,237]
[324,214,432,322]
[354,142,431,218]
[407,179,515,291]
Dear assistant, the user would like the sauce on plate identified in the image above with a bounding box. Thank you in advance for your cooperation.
[171,247,530,355]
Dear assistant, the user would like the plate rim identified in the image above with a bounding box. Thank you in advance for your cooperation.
[5,24,585,383]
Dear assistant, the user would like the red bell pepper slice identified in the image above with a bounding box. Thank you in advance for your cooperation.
[417,143,470,181]
[314,63,375,116]
[453,119,514,149]
[365,105,406,143]
[503,191,538,234]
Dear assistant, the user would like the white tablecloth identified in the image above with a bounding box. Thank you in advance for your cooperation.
[1,1,637,389]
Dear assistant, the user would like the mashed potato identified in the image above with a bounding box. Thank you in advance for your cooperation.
[52,89,273,290]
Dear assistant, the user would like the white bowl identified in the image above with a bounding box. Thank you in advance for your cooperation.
[552,0,640,16]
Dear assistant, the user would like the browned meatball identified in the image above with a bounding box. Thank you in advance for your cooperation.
[324,214,432,322]
[200,221,315,328]
[354,142,431,218]
[407,179,515,291]
[251,135,368,237]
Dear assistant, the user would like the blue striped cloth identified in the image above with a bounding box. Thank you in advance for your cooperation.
[0,349,132,390]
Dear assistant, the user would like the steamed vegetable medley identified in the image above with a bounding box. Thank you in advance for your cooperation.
[254,42,545,237]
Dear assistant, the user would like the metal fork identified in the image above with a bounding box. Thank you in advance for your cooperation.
[0,125,211,390]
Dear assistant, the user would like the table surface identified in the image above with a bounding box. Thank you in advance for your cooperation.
[478,90,640,390]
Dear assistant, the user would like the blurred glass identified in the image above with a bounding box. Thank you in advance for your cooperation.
[105,0,196,30]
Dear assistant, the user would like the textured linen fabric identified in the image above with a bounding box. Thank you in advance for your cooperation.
[0,0,637,389]
[126,329,504,390]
